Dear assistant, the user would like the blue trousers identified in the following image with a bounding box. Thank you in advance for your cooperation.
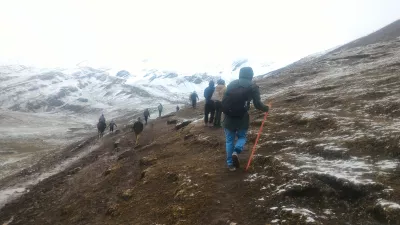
[224,128,247,166]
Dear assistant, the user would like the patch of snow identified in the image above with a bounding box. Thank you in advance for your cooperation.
[375,160,399,170]
[270,207,278,210]
[285,153,398,184]
[377,199,400,210]
[271,219,280,223]
[244,173,268,182]
[282,207,316,223]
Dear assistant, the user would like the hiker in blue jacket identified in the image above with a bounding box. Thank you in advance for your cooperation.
[203,80,215,126]
[222,67,271,171]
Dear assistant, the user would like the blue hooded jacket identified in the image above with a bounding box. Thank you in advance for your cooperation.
[203,80,215,103]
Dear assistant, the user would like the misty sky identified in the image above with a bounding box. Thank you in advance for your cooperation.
[0,0,399,73]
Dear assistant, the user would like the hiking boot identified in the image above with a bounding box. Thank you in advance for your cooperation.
[228,165,236,171]
[232,152,240,168]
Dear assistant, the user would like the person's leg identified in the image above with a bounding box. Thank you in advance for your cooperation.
[224,128,235,167]
[213,102,218,126]
[209,101,215,125]
[204,103,210,124]
[216,102,222,126]
[234,129,248,154]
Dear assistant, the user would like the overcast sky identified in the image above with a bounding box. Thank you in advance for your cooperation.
[0,0,399,72]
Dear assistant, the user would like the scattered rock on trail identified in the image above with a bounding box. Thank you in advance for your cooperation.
[117,149,134,161]
[372,199,400,223]
[167,119,178,124]
[166,172,179,182]
[67,167,81,175]
[103,164,120,176]
[114,139,120,148]
[184,134,194,140]
[175,120,192,130]
[161,113,175,119]
[106,203,120,217]
[119,189,134,201]
[139,156,157,166]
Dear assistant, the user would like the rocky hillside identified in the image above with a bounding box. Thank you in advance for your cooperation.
[0,66,217,116]
[1,21,400,225]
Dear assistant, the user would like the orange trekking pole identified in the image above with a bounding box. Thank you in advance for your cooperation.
[245,111,269,171]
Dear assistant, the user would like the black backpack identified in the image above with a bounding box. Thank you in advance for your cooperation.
[222,85,252,117]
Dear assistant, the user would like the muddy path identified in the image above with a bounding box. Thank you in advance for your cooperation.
[1,37,400,225]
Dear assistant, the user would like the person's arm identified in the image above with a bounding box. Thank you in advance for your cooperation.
[196,94,199,100]
[251,84,269,112]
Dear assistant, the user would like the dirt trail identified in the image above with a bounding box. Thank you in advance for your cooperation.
[1,33,400,225]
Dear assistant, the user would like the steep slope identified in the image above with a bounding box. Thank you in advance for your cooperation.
[1,24,400,224]
[332,19,400,53]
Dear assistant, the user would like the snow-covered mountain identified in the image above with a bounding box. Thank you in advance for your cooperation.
[0,58,283,119]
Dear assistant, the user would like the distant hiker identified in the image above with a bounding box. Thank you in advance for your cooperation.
[204,80,215,126]
[211,79,226,127]
[99,113,106,124]
[157,103,163,117]
[190,91,199,108]
[222,67,270,171]
[144,108,150,125]
[132,117,144,145]
[97,121,106,138]
[176,105,180,112]
[109,120,117,133]
[97,114,107,138]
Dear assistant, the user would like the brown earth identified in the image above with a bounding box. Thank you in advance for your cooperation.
[1,22,400,225]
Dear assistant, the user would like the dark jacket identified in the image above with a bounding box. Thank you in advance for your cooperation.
[223,67,269,131]
[133,121,144,135]
[99,115,106,124]
[144,109,150,117]
[204,82,215,103]
[190,92,199,101]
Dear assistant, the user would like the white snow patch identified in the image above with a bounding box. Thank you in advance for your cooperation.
[377,199,400,210]
[286,153,399,184]
[271,219,280,223]
[282,207,316,223]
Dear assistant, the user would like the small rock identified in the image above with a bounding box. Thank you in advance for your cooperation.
[372,199,400,223]
[140,156,157,166]
[167,119,178,125]
[117,150,134,161]
[184,134,194,140]
[175,121,192,130]
[103,168,112,176]
[106,203,120,217]
[115,129,121,134]
[119,189,134,201]
[114,139,120,148]
[140,171,146,180]
[167,172,179,182]
[202,173,212,178]
[68,167,81,175]
[174,189,185,200]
